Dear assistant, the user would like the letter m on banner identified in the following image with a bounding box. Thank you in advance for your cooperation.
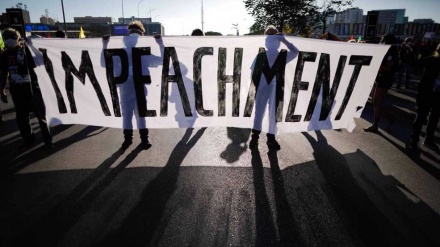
[61,51,111,116]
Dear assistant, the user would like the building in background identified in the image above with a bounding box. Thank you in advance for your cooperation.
[335,7,363,24]
[0,8,31,38]
[328,7,440,41]
[74,16,112,24]
[115,16,164,35]
[372,9,406,24]
[40,16,55,25]
[0,8,30,25]
[118,17,151,25]
[413,19,435,24]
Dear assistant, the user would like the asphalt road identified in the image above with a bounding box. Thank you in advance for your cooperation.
[1,87,440,246]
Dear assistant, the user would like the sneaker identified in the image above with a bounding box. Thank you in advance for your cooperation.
[120,139,133,150]
[141,138,152,149]
[423,140,439,151]
[267,138,281,151]
[364,125,379,133]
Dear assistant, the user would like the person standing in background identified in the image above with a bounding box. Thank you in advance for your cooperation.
[364,34,399,132]
[397,37,414,89]
[0,28,53,149]
[409,42,440,150]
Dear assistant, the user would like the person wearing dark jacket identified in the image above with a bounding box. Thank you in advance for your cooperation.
[397,37,414,88]
[365,34,399,132]
[409,42,440,150]
[0,28,53,149]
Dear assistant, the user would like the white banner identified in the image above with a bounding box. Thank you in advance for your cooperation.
[27,36,389,134]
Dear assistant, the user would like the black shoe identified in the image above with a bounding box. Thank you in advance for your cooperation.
[141,138,152,149]
[423,140,439,151]
[408,141,418,150]
[121,139,133,150]
[19,141,35,151]
[267,138,281,151]
[364,125,378,133]
[45,142,55,149]
[249,138,258,149]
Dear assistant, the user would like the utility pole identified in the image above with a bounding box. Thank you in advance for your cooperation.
[232,23,238,36]
[122,0,125,24]
[61,0,67,34]
[138,0,144,19]
[201,0,204,32]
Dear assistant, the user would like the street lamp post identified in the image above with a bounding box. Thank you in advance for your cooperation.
[232,23,239,36]
[149,2,156,20]
[61,0,67,33]
[122,0,125,23]
[138,0,144,18]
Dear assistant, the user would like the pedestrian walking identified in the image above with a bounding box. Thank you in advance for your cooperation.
[0,28,54,149]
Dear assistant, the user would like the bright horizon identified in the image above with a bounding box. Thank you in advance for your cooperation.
[0,0,439,35]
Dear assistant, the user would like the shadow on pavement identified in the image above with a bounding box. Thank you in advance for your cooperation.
[302,130,440,247]
[221,127,251,163]
[7,144,143,247]
[376,131,440,180]
[361,99,440,179]
[267,149,302,246]
[250,147,277,246]
[2,130,440,247]
[97,127,206,246]
[1,125,107,176]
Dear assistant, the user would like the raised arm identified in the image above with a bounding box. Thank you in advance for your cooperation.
[279,35,299,62]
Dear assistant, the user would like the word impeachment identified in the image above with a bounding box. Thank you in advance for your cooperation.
[38,46,372,123]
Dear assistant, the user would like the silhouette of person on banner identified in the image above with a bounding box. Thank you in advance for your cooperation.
[249,25,298,150]
[102,21,163,150]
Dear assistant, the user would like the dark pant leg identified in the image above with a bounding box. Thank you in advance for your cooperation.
[139,128,149,141]
[412,95,431,141]
[251,129,261,139]
[10,84,34,143]
[31,87,52,144]
[123,129,133,140]
[266,133,276,140]
[426,98,440,140]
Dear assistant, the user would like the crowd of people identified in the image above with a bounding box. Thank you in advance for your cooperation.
[0,23,439,153]
[364,33,440,151]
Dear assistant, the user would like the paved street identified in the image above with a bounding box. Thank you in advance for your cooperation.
[1,80,440,246]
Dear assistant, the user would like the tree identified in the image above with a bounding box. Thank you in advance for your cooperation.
[315,0,352,34]
[248,22,265,35]
[205,31,222,36]
[243,0,317,35]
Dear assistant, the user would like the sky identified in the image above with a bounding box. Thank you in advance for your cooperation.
[0,0,439,36]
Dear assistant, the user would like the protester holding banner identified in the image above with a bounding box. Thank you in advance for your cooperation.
[55,30,67,38]
[102,21,163,150]
[409,42,440,150]
[365,34,399,133]
[191,29,204,36]
[249,25,298,150]
[0,28,54,149]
